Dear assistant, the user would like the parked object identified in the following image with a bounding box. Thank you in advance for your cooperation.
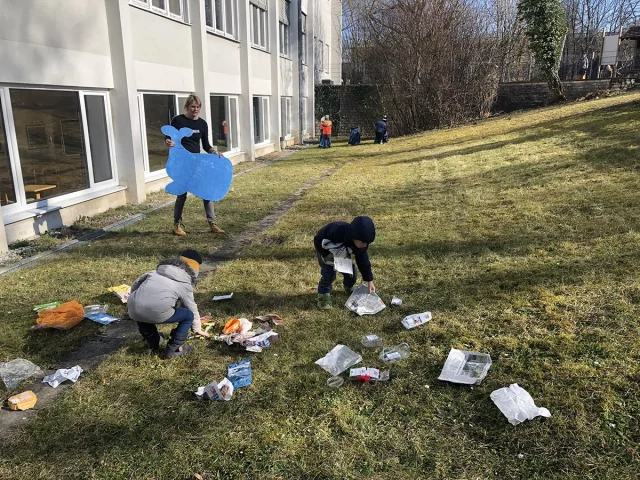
[42,366,83,388]
[33,301,62,312]
[7,391,37,411]
[361,334,383,348]
[315,345,362,376]
[348,126,361,146]
[401,312,432,329]
[438,348,492,385]
[227,359,252,389]
[391,297,402,306]
[345,285,386,316]
[379,343,411,365]
[490,384,551,425]
[31,300,85,331]
[0,359,43,389]
[327,376,344,388]
[195,378,234,401]
[108,285,131,303]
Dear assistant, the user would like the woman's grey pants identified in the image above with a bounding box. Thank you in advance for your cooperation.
[173,193,216,224]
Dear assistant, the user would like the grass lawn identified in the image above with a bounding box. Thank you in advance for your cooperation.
[2,93,640,479]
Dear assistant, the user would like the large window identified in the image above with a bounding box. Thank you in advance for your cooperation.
[210,95,240,153]
[0,88,116,210]
[130,0,189,23]
[279,23,290,57]
[205,0,237,39]
[253,96,269,144]
[140,94,177,173]
[250,4,268,50]
[280,97,291,138]
[278,0,291,57]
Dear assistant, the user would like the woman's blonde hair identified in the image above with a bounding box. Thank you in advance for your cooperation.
[183,94,202,112]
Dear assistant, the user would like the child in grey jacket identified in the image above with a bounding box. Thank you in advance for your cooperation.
[128,249,208,359]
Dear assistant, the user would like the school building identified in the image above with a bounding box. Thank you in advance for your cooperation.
[0,0,342,253]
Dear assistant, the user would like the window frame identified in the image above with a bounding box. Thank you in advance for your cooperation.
[205,0,238,40]
[0,86,118,216]
[250,4,269,51]
[279,22,290,58]
[253,95,270,146]
[129,0,189,24]
[209,94,241,154]
[280,97,291,139]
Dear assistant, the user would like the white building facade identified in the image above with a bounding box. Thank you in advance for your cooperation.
[0,0,341,252]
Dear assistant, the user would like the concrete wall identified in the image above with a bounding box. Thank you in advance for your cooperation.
[0,0,113,88]
[494,80,611,113]
[208,35,242,94]
[251,49,273,96]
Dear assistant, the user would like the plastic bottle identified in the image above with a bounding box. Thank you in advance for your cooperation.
[327,376,344,388]
[379,343,411,364]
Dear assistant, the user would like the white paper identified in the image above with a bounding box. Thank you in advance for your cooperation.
[491,384,551,425]
[391,297,402,306]
[438,349,492,385]
[333,256,354,275]
[42,365,83,388]
[350,367,381,380]
[345,285,386,316]
[212,293,234,301]
[401,312,432,329]
[196,377,234,401]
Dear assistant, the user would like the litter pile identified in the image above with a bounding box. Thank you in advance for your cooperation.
[213,313,283,353]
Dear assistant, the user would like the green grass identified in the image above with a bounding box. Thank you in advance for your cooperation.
[2,94,640,479]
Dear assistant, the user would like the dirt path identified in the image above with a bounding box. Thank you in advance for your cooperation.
[0,160,346,443]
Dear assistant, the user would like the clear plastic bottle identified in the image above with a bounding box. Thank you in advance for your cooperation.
[327,376,344,388]
[379,343,411,364]
[361,334,383,348]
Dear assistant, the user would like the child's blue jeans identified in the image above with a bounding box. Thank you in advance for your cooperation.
[317,253,357,294]
[136,307,194,339]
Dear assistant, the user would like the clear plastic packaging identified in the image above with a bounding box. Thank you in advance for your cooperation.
[0,359,43,389]
[327,376,344,388]
[84,304,109,315]
[379,343,411,364]
[315,345,362,376]
[490,384,551,425]
[361,334,383,348]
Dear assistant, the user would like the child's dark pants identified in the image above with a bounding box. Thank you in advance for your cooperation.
[317,253,357,294]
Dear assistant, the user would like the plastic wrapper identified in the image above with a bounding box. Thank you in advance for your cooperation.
[345,285,386,316]
[84,305,109,315]
[0,358,43,389]
[195,378,234,401]
[438,348,492,385]
[379,343,411,364]
[361,334,383,348]
[315,345,362,376]
[85,313,121,325]
[401,312,432,329]
[31,300,85,331]
[227,359,252,389]
[490,384,551,425]
[42,365,83,388]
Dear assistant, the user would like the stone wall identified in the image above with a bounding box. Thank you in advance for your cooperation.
[494,79,612,112]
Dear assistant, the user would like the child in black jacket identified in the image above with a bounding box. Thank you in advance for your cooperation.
[313,216,376,309]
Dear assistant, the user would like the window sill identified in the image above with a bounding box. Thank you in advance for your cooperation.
[251,45,270,53]
[254,141,274,149]
[145,169,168,183]
[280,54,292,60]
[3,184,127,226]
[206,28,240,44]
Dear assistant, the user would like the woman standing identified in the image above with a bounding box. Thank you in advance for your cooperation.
[165,94,225,236]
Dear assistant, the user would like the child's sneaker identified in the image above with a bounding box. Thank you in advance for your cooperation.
[317,293,332,310]
[343,285,355,295]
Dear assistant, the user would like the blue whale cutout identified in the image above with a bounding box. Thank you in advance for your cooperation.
[161,125,233,201]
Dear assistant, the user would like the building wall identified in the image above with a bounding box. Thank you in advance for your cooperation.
[0,0,341,252]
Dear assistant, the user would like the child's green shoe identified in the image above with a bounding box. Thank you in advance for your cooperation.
[343,285,355,295]
[317,293,332,310]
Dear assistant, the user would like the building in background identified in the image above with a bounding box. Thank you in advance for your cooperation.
[0,0,341,252]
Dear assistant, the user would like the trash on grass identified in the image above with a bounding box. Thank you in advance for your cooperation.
[227,358,252,389]
[195,377,234,401]
[84,305,109,315]
[31,300,85,331]
[212,293,234,301]
[391,297,403,306]
[0,359,43,389]
[327,376,344,388]
[86,313,121,325]
[438,348,492,385]
[315,344,362,376]
[255,313,284,326]
[490,384,551,425]
[361,334,383,348]
[401,312,432,330]
[42,365,83,388]
[108,284,131,303]
[33,301,63,312]
[222,317,252,335]
[345,285,386,316]
[379,343,411,365]
[8,391,37,411]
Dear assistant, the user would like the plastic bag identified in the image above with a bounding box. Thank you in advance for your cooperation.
[315,345,362,376]
[31,300,85,331]
[490,384,551,425]
[0,358,43,389]
[42,365,83,388]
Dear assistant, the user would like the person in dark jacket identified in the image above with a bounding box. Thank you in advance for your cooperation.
[128,249,208,359]
[314,216,376,309]
[374,116,387,144]
[165,94,225,236]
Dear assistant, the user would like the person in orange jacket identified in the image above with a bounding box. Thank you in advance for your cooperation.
[321,116,333,148]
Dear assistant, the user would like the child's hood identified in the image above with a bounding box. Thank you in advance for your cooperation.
[349,216,376,244]
[156,258,198,285]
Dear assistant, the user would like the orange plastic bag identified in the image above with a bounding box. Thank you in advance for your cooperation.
[31,300,85,331]
[222,318,241,335]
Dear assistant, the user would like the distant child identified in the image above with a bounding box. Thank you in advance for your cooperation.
[314,216,376,309]
[128,249,209,359]
[321,116,333,148]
